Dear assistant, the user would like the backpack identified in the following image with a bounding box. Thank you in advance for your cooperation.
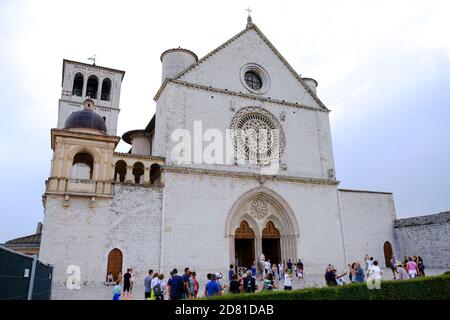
[153,282,162,296]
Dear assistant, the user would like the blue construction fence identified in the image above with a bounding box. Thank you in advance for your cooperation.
[0,245,53,300]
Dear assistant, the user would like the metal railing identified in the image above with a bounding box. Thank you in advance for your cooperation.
[0,246,53,300]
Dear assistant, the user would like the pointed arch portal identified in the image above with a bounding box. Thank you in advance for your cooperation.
[226,187,299,268]
[262,221,281,265]
[234,220,255,269]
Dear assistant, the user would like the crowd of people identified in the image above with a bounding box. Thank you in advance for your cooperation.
[324,254,426,287]
[107,254,426,299]
[107,258,307,300]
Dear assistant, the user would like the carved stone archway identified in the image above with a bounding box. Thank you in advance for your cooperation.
[226,187,299,265]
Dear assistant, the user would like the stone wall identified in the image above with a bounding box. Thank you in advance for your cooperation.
[160,171,347,278]
[394,211,450,269]
[338,189,397,266]
[39,184,163,289]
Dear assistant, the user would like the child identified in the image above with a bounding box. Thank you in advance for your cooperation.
[192,271,199,298]
[284,270,292,290]
[113,281,121,300]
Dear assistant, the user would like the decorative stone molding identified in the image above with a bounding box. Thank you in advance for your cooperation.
[113,152,165,161]
[155,79,327,113]
[163,165,339,186]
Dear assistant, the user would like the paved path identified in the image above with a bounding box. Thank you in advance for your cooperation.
[51,268,447,300]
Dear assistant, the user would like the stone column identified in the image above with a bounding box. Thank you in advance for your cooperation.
[280,235,288,263]
[143,167,150,184]
[228,236,235,266]
[96,79,101,100]
[82,76,87,98]
[125,165,134,183]
[291,236,298,261]
[92,161,99,180]
[255,236,262,263]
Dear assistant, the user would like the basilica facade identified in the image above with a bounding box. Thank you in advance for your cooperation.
[39,19,397,292]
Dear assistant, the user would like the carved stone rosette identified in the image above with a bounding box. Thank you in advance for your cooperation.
[249,198,269,220]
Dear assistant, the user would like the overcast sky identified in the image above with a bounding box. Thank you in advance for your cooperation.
[1,0,449,242]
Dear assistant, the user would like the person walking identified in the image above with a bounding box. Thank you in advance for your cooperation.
[181,268,191,299]
[364,254,370,271]
[228,265,235,282]
[251,261,257,278]
[278,262,285,280]
[229,273,241,294]
[264,259,271,277]
[122,268,132,299]
[263,272,276,290]
[287,259,293,272]
[325,265,337,286]
[396,263,409,280]
[167,268,183,300]
[243,270,257,293]
[296,259,304,280]
[112,280,122,300]
[152,273,166,300]
[418,257,425,277]
[353,262,365,283]
[368,260,382,283]
[406,257,419,278]
[284,269,292,290]
[106,272,114,285]
[144,269,154,300]
[205,274,222,297]
[257,259,264,281]
[271,264,278,279]
[192,271,199,298]
[390,255,398,279]
[129,267,135,297]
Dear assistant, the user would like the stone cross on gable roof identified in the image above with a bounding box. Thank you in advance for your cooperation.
[246,7,253,28]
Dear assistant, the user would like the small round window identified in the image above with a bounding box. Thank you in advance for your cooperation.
[244,71,262,90]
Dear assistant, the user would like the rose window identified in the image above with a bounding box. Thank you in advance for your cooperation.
[231,107,285,166]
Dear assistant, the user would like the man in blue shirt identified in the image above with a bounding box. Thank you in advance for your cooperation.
[181,267,191,299]
[167,268,183,300]
[205,274,222,297]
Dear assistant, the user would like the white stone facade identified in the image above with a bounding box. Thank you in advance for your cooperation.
[39,23,403,297]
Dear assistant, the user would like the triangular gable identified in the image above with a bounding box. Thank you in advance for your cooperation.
[173,24,328,111]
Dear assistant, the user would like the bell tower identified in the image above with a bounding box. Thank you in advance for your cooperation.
[57,59,125,136]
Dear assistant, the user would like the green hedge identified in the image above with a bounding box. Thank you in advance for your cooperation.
[206,273,450,300]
